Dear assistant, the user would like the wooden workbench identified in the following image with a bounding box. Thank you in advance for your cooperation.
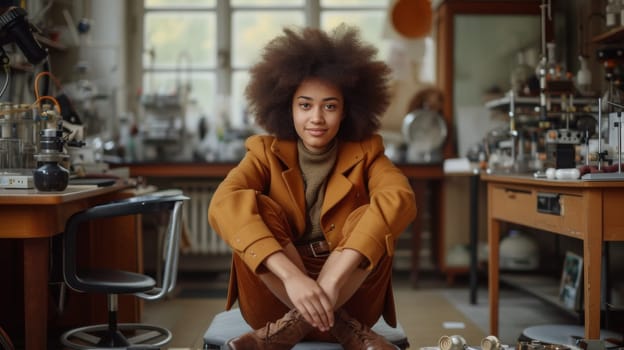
[0,181,138,349]
[482,173,624,340]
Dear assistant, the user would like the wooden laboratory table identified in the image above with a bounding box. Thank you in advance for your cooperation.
[482,173,624,340]
[0,181,135,350]
[115,161,445,285]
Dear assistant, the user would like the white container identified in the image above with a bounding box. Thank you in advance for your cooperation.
[500,230,539,270]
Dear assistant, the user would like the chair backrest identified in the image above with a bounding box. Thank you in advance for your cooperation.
[135,191,187,300]
[63,189,189,299]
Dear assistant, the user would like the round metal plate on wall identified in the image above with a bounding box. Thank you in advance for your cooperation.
[402,109,447,163]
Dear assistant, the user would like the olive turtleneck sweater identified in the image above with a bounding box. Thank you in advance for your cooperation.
[297,139,337,242]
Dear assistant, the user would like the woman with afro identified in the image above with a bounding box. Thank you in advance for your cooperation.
[208,24,416,349]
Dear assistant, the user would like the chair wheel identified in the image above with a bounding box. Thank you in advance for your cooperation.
[60,323,171,349]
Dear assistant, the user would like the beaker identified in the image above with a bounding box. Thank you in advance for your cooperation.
[0,138,23,170]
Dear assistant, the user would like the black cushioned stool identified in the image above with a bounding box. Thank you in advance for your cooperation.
[60,190,189,350]
[203,308,409,349]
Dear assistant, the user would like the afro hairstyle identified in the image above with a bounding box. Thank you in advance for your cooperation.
[245,24,392,141]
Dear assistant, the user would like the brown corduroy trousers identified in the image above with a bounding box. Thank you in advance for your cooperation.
[229,195,396,341]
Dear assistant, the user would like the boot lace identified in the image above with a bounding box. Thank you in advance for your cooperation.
[344,317,378,342]
[260,310,306,342]
[263,316,297,340]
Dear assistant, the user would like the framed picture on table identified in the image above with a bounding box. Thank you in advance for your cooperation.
[559,251,583,310]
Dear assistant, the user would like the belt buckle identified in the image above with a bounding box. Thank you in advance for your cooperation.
[310,240,328,258]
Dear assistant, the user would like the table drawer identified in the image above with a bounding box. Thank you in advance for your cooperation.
[490,186,533,225]
[491,185,584,237]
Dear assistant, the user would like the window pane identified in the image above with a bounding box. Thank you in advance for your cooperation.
[232,0,303,6]
[321,0,384,7]
[321,11,389,60]
[232,70,252,129]
[232,11,304,68]
[145,0,215,8]
[142,72,216,134]
[144,12,216,68]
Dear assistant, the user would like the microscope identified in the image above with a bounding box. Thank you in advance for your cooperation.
[0,5,47,66]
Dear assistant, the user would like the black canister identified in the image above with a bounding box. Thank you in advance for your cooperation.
[33,161,69,191]
[33,128,69,191]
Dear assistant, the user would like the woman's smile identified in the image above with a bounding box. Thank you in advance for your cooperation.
[292,78,344,153]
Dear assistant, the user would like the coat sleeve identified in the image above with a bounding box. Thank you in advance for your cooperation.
[341,135,417,270]
[207,136,283,273]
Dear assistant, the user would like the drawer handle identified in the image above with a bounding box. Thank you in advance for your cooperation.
[504,189,530,199]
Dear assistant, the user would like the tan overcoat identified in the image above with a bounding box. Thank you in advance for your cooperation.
[208,134,417,315]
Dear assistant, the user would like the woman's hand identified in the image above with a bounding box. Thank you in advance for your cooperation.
[283,273,334,331]
[263,251,334,331]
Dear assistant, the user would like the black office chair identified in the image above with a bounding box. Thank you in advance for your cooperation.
[60,190,189,350]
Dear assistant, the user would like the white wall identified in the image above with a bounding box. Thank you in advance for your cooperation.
[83,0,127,133]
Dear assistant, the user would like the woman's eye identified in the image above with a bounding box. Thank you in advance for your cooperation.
[299,103,311,109]
[324,104,336,111]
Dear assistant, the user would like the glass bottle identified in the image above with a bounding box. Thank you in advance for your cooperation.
[545,42,559,80]
[511,51,533,95]
[576,55,592,95]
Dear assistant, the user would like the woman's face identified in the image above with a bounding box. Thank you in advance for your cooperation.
[292,78,344,153]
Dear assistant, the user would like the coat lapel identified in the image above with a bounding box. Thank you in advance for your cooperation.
[322,141,364,213]
[271,139,306,233]
[270,139,365,234]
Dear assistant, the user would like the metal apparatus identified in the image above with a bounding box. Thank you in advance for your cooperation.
[140,91,188,161]
[33,126,70,191]
[581,98,624,180]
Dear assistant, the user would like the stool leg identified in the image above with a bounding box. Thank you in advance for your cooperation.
[100,294,130,347]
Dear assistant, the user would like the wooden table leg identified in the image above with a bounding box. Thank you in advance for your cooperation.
[584,191,603,340]
[23,238,49,350]
[488,213,500,337]
[469,173,479,305]
[410,180,426,287]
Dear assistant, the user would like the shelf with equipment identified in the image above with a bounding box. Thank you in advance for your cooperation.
[485,95,597,113]
[499,273,579,319]
[592,26,624,44]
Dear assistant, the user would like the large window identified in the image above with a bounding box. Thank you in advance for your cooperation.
[143,0,389,132]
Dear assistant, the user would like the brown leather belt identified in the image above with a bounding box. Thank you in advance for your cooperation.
[295,239,330,257]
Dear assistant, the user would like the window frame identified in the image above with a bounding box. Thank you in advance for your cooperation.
[140,0,388,127]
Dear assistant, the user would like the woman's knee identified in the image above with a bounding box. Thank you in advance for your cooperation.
[336,204,369,246]
[256,194,293,246]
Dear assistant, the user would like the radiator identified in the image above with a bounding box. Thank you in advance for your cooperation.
[177,182,230,255]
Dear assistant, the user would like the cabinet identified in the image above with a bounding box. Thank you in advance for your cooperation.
[433,0,544,281]
[482,173,624,340]
[434,0,545,158]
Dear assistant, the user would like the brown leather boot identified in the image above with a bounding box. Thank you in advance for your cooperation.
[330,309,396,350]
[226,308,313,350]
